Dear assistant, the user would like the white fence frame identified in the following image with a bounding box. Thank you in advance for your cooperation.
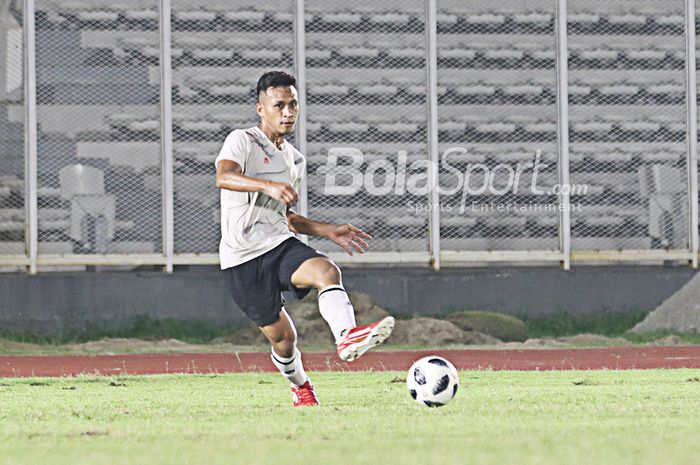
[7,0,700,272]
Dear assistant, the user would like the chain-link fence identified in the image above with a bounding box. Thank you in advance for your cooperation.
[304,0,429,254]
[0,2,25,259]
[34,0,162,256]
[171,0,294,255]
[2,0,700,271]
[569,0,689,252]
[437,0,560,253]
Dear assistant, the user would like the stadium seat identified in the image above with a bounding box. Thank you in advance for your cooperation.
[452,82,496,104]
[308,82,351,104]
[522,120,557,139]
[119,37,184,63]
[501,81,546,104]
[597,82,641,104]
[568,11,602,32]
[119,5,158,25]
[318,11,363,26]
[482,47,525,65]
[591,150,634,163]
[436,11,459,27]
[571,118,614,139]
[571,45,620,68]
[369,12,412,28]
[187,77,250,102]
[463,12,506,31]
[354,81,400,103]
[644,81,684,104]
[173,9,217,23]
[384,46,424,67]
[511,11,553,31]
[439,119,467,141]
[306,47,333,66]
[569,81,594,104]
[437,45,477,67]
[658,42,685,63]
[176,37,235,64]
[175,117,223,140]
[336,45,380,66]
[218,8,266,24]
[441,215,478,229]
[240,47,286,64]
[606,12,648,31]
[622,47,666,68]
[373,119,421,139]
[326,120,371,141]
[57,3,119,26]
[473,120,517,142]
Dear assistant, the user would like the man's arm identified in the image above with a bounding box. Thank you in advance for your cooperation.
[287,208,372,256]
[216,159,298,205]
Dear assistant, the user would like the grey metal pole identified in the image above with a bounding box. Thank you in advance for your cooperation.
[294,0,308,222]
[425,0,440,270]
[686,0,699,268]
[24,0,38,274]
[555,0,571,270]
[160,0,174,272]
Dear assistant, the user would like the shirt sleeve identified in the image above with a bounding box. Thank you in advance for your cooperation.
[215,129,250,173]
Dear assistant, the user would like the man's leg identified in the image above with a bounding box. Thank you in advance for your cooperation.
[291,257,394,362]
[291,257,356,343]
[259,309,319,406]
[259,308,309,387]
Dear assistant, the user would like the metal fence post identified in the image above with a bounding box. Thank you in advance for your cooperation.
[294,0,308,225]
[24,0,37,274]
[686,0,699,268]
[160,0,174,272]
[426,0,440,270]
[555,0,571,270]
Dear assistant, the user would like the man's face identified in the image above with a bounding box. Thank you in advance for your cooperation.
[256,85,299,136]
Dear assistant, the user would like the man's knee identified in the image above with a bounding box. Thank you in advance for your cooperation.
[268,329,296,358]
[314,260,342,288]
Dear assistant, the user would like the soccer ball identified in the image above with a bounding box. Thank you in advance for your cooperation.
[406,356,459,407]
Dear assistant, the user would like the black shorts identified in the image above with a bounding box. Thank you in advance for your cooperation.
[224,237,327,327]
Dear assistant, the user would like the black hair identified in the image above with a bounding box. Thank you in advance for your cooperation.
[256,71,297,100]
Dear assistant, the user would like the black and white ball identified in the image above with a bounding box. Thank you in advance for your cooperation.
[406,356,459,407]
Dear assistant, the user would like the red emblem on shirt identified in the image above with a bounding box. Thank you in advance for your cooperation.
[264,157,270,164]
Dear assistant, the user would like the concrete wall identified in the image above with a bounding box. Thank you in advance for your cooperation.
[0,265,696,334]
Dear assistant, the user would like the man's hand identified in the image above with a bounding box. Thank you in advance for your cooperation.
[327,223,373,256]
[264,181,298,206]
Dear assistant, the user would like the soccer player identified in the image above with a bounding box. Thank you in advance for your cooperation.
[215,71,395,407]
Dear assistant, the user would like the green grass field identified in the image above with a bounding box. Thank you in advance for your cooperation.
[2,370,700,465]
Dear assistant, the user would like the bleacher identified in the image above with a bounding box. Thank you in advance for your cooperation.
[0,0,692,257]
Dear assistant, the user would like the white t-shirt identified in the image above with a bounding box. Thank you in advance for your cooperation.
[215,126,306,269]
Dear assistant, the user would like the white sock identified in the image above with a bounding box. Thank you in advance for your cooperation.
[270,347,309,387]
[318,285,356,344]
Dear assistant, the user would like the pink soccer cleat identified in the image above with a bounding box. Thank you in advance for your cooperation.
[291,380,320,407]
[337,316,395,362]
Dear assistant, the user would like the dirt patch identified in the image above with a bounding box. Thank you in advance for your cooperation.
[556,334,632,347]
[386,318,500,346]
[507,338,568,348]
[447,311,528,342]
[0,340,44,354]
[72,338,195,353]
[652,335,688,346]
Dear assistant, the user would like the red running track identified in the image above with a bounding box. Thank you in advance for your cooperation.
[3,346,700,377]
